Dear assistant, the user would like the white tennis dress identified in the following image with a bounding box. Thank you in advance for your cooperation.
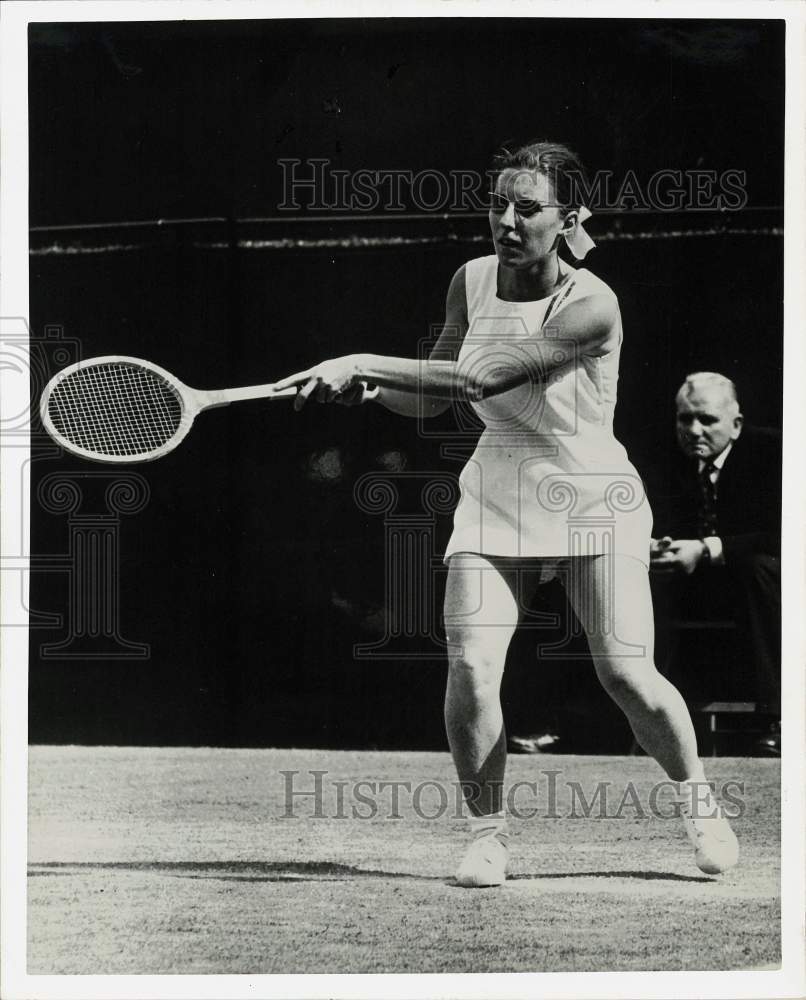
[444,254,652,566]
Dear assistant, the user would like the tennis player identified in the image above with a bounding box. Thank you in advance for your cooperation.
[275,141,739,887]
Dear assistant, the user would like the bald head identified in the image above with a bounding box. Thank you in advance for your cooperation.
[675,372,743,461]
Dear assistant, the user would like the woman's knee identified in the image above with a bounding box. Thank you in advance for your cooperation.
[447,640,505,695]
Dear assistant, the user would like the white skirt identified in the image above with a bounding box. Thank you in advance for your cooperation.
[444,438,653,567]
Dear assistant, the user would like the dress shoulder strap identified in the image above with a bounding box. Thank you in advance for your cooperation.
[544,267,618,324]
[543,272,578,325]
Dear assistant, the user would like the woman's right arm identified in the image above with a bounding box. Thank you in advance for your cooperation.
[374,265,469,418]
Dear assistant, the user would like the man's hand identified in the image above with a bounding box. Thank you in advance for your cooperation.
[650,536,673,558]
[650,538,707,575]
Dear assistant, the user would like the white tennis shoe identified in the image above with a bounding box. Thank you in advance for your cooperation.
[455,832,509,887]
[679,789,739,875]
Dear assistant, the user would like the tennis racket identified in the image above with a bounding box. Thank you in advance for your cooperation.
[40,355,297,464]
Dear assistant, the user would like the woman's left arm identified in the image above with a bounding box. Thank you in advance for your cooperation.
[273,292,616,410]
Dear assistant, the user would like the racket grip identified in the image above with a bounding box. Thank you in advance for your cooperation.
[362,383,380,403]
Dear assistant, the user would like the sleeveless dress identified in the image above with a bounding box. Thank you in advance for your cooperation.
[443,254,652,567]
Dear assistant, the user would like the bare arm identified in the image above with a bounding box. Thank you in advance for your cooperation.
[373,265,469,418]
[274,287,617,409]
[360,291,618,400]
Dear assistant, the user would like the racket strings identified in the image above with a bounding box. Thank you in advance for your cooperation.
[47,363,184,457]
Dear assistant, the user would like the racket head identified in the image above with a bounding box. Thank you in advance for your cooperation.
[40,356,197,463]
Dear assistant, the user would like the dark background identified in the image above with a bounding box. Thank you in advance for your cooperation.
[27,18,784,748]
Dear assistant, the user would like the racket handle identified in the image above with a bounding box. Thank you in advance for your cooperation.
[209,384,298,405]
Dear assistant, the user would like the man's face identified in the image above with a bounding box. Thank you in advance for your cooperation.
[675,386,743,461]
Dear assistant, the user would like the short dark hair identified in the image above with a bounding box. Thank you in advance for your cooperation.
[491,140,588,215]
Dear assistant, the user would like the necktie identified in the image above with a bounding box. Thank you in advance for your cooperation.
[697,463,718,538]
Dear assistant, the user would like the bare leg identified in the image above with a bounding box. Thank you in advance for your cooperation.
[443,553,524,816]
[561,554,702,781]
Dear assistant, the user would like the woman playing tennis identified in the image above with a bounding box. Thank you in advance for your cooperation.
[275,141,738,887]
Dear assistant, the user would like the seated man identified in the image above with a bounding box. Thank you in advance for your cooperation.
[649,372,781,751]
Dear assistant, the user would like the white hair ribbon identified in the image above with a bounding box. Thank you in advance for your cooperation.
[564,205,596,260]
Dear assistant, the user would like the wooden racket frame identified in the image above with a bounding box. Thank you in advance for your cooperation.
[40,355,297,464]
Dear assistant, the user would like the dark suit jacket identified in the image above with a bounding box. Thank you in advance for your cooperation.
[646,425,782,565]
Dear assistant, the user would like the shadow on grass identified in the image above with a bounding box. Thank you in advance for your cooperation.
[508,870,714,884]
[28,860,713,885]
[27,860,444,883]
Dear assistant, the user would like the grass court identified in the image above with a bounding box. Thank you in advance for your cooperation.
[28,746,780,974]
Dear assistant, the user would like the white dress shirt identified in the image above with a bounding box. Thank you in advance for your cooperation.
[698,441,734,565]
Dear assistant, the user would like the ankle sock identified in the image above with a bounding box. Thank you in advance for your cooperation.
[468,811,509,842]
[676,771,719,819]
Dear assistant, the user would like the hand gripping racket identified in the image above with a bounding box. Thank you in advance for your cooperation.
[40,355,297,463]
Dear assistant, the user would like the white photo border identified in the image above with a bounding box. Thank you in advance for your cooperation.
[2,2,804,998]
